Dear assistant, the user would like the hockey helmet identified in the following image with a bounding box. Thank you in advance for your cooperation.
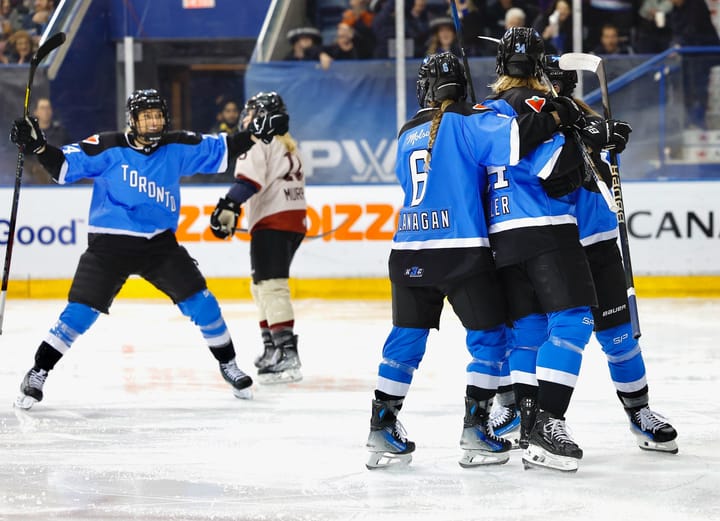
[543,55,578,96]
[243,92,287,121]
[416,52,467,108]
[496,27,545,79]
[126,89,169,142]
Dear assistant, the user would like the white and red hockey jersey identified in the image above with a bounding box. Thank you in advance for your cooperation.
[234,138,307,234]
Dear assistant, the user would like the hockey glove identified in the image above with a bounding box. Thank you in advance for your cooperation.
[545,96,582,128]
[210,197,241,239]
[10,116,46,154]
[251,111,289,144]
[579,119,632,153]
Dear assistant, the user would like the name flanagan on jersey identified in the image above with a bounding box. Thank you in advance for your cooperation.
[121,164,177,211]
[397,209,450,231]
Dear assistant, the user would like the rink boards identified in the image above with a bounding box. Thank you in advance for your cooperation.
[1,182,719,298]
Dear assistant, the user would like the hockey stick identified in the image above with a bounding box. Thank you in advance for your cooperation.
[559,52,641,338]
[237,225,343,240]
[0,32,66,334]
[449,0,477,103]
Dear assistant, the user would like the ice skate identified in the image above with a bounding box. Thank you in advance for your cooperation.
[257,335,302,384]
[518,396,537,449]
[366,399,415,469]
[490,402,520,449]
[459,397,512,467]
[522,410,583,473]
[253,330,277,370]
[14,368,48,410]
[219,359,253,399]
[627,406,678,454]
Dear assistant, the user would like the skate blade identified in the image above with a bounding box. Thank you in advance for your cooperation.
[232,387,253,400]
[522,444,579,473]
[257,369,302,385]
[634,434,679,454]
[459,449,510,468]
[14,394,37,410]
[366,451,412,470]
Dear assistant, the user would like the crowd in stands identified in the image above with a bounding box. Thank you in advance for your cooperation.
[289,0,719,66]
[0,0,56,64]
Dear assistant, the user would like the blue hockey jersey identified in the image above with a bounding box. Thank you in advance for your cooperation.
[572,152,620,246]
[57,131,231,237]
[389,102,520,285]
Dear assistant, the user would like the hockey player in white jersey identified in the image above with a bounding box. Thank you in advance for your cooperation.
[365,52,583,469]
[210,92,305,384]
[9,89,288,408]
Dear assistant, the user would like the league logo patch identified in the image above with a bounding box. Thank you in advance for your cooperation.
[472,103,487,111]
[405,266,424,278]
[82,134,100,145]
[524,96,546,113]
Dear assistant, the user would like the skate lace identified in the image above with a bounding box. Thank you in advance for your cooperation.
[28,369,47,388]
[221,360,247,380]
[490,405,515,429]
[392,420,409,443]
[636,407,670,433]
[544,418,576,446]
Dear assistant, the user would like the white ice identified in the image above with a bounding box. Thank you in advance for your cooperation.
[0,298,718,521]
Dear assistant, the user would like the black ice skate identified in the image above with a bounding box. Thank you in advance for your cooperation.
[460,397,512,467]
[489,402,520,449]
[518,396,537,449]
[627,406,678,454]
[366,399,415,469]
[253,330,277,370]
[522,410,583,472]
[14,367,48,410]
[219,359,253,399]
[257,335,302,384]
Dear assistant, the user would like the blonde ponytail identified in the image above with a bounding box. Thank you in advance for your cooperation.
[275,132,298,154]
[425,99,454,170]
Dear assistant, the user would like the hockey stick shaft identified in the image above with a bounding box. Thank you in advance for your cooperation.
[594,59,641,338]
[449,1,477,103]
[0,32,66,334]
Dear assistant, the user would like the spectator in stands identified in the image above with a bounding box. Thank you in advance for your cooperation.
[635,0,672,53]
[586,0,635,52]
[24,97,69,184]
[319,22,362,70]
[5,29,32,63]
[532,0,572,54]
[592,23,633,55]
[341,0,376,58]
[30,0,54,38]
[8,0,32,33]
[209,100,241,135]
[442,0,489,57]
[407,0,431,58]
[284,26,323,61]
[668,0,720,128]
[487,0,538,40]
[425,16,461,56]
[372,0,426,59]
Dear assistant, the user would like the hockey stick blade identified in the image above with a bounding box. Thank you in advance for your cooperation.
[32,32,66,66]
[477,36,500,44]
[558,53,601,74]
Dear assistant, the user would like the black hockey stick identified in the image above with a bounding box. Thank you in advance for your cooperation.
[449,0,477,103]
[0,31,66,334]
[559,52,640,338]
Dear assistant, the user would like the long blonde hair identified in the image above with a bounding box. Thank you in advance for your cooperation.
[425,99,454,170]
[490,75,547,95]
[275,132,298,153]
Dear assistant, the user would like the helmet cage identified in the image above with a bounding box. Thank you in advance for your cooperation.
[242,91,287,124]
[126,89,169,142]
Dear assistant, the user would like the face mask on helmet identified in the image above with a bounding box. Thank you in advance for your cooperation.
[543,55,578,96]
[126,89,170,143]
[242,91,287,128]
[496,27,545,79]
[416,52,467,108]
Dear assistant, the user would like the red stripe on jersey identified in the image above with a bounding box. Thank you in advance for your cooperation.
[250,209,307,235]
[234,173,263,192]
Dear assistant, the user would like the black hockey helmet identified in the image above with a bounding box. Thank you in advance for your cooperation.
[416,51,467,108]
[126,89,169,142]
[543,55,578,96]
[243,91,287,121]
[496,27,545,79]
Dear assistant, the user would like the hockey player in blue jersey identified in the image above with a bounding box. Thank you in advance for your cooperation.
[482,27,611,472]
[542,56,678,453]
[9,88,288,408]
[365,51,583,469]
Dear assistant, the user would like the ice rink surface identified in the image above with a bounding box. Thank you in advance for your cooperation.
[0,297,718,521]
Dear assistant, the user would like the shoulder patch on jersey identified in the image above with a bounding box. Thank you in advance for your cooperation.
[82,134,100,144]
[524,96,546,113]
[472,103,489,111]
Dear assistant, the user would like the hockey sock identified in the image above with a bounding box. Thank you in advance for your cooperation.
[209,342,236,364]
[44,302,100,356]
[177,290,232,350]
[495,385,515,407]
[259,320,273,347]
[466,384,495,402]
[537,381,575,418]
[617,388,650,410]
[596,322,648,396]
[375,390,405,410]
[270,321,295,348]
[34,341,64,371]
